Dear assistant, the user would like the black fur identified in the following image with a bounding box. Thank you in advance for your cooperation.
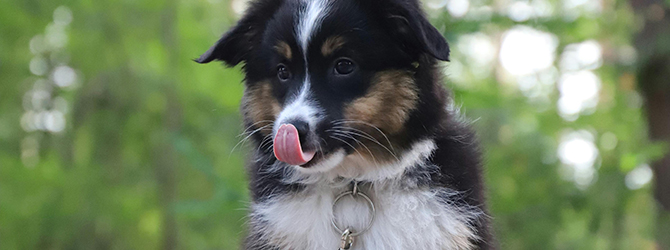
[198,0,494,248]
[196,0,285,65]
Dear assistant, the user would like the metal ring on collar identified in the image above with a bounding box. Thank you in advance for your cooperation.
[330,189,376,237]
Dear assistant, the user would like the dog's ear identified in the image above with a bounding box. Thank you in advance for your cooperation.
[195,0,283,66]
[365,0,450,61]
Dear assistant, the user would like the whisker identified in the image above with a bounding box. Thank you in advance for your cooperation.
[330,125,395,155]
[229,124,273,160]
[237,120,274,138]
[331,131,378,166]
[327,125,399,161]
[257,133,274,152]
[265,144,274,153]
[331,119,395,152]
[330,125,378,141]
[330,135,365,160]
[317,138,327,157]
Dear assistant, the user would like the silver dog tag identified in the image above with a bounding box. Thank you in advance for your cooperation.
[339,229,354,250]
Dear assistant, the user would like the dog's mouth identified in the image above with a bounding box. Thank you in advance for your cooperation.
[273,124,317,166]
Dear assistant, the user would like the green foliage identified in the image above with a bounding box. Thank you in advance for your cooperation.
[0,0,663,249]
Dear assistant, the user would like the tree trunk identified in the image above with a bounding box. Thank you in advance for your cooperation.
[632,1,670,248]
[155,0,181,248]
[639,55,670,250]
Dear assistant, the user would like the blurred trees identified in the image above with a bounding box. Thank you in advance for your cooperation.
[1,0,248,249]
[0,0,666,249]
[430,0,666,247]
[631,0,670,247]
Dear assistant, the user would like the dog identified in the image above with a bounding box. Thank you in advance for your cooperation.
[196,0,494,249]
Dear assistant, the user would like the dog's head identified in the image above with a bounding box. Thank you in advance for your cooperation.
[198,0,450,177]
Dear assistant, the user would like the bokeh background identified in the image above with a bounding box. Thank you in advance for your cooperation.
[1,0,669,249]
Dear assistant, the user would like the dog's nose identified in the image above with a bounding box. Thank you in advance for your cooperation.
[288,120,310,140]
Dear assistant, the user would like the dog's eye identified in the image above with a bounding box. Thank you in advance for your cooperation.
[277,64,291,81]
[334,59,355,75]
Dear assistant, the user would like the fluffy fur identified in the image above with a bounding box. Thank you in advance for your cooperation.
[197,0,495,249]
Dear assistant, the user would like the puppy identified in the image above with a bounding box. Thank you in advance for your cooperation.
[197,0,494,249]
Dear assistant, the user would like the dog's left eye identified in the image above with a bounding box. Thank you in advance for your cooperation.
[334,59,355,75]
[277,64,291,81]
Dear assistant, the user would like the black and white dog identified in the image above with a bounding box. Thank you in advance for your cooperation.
[197,0,494,249]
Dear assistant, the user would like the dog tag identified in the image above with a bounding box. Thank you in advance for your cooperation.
[339,229,354,250]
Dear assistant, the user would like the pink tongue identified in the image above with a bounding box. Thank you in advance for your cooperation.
[273,124,316,166]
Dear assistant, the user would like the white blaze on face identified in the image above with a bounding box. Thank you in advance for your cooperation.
[297,0,331,52]
[274,82,320,135]
[273,0,331,154]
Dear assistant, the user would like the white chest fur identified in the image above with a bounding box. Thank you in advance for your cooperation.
[251,184,479,250]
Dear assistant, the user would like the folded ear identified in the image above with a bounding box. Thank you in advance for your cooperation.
[366,0,450,61]
[195,0,283,66]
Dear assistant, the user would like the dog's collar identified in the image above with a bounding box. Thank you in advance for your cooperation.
[331,181,376,250]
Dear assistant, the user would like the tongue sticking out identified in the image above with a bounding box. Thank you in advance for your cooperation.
[273,124,316,166]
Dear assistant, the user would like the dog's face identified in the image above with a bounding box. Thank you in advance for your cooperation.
[198,0,449,175]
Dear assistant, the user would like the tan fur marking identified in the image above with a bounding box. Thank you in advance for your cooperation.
[344,70,419,135]
[341,70,419,164]
[242,81,281,136]
[274,41,292,60]
[321,36,346,56]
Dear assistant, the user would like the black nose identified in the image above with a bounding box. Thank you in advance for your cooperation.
[289,120,310,140]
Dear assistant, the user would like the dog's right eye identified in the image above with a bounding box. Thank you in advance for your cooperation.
[277,64,291,81]
[334,59,355,75]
